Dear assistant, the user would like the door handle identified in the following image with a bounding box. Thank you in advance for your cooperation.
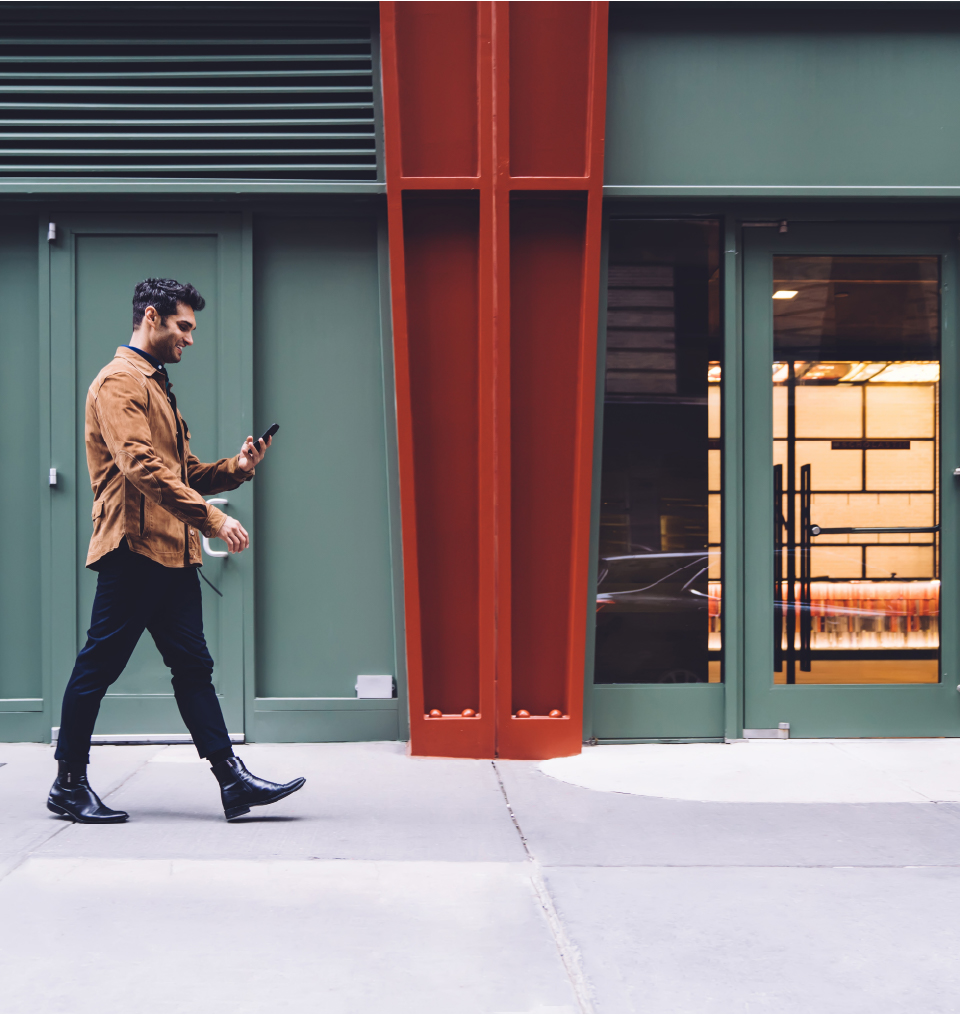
[202,497,230,558]
[810,524,940,536]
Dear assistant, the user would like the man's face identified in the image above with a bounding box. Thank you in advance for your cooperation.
[148,303,196,364]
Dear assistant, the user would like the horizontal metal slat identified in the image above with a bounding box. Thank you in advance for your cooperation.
[1,147,374,155]
[0,37,372,45]
[0,85,372,93]
[0,28,379,182]
[0,163,377,171]
[0,53,371,63]
[0,69,372,80]
[0,118,374,126]
[0,131,375,139]
[0,102,373,110]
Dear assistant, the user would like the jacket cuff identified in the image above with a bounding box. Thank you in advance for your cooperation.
[203,505,228,538]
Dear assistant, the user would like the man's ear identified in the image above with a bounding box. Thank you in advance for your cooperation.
[144,305,159,326]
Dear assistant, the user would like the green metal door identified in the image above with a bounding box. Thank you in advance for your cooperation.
[743,222,960,736]
[248,212,404,743]
[45,213,250,740]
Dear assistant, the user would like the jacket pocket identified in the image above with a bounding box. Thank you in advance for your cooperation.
[91,499,104,526]
[139,494,145,536]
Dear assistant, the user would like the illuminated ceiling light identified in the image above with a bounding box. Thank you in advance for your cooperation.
[837,362,867,381]
[842,362,887,383]
[803,362,851,381]
[772,290,799,299]
[869,362,940,383]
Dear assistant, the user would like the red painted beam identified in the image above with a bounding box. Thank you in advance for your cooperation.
[381,1,608,760]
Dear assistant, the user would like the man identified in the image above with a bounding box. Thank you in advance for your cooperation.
[48,278,305,824]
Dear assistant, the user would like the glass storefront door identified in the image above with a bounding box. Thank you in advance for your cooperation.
[743,224,960,736]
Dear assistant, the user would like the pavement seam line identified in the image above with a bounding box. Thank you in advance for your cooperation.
[492,761,596,1015]
[0,746,160,889]
[98,748,159,803]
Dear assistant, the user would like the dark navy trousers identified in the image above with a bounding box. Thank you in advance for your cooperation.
[55,542,232,764]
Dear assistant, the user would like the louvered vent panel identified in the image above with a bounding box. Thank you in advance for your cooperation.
[0,25,377,180]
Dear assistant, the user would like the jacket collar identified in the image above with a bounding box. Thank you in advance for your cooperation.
[115,345,164,378]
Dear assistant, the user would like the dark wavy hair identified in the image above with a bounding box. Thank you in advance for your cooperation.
[132,278,206,329]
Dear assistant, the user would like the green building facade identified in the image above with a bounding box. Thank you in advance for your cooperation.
[4,2,960,748]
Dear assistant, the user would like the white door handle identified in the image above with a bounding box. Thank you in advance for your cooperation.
[202,498,230,558]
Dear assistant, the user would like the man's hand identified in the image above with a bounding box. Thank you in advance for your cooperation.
[238,434,271,473]
[217,516,250,553]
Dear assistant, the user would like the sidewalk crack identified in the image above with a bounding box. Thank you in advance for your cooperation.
[0,747,156,890]
[493,760,596,1015]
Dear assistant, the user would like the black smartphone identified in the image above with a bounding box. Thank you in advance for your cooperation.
[254,423,279,452]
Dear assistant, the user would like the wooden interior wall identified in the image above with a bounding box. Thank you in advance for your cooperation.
[381,0,608,759]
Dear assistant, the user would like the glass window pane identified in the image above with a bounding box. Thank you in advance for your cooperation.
[772,256,940,685]
[595,220,722,684]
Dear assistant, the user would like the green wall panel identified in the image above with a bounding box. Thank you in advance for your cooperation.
[0,713,46,743]
[252,707,398,744]
[592,685,724,741]
[0,218,41,705]
[606,31,960,188]
[252,215,397,703]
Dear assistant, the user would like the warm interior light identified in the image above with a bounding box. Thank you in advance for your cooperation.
[802,362,850,381]
[841,362,887,383]
[869,362,940,383]
[772,290,799,299]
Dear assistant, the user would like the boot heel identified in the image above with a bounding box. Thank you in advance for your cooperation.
[47,801,72,819]
[225,804,251,820]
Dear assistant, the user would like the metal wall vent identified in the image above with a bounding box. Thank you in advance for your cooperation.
[0,25,378,181]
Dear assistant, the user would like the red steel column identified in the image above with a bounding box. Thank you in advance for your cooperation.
[382,0,608,759]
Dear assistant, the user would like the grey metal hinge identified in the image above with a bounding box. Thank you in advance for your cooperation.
[47,222,56,242]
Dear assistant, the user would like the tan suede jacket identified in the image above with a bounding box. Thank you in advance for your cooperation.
[85,346,253,568]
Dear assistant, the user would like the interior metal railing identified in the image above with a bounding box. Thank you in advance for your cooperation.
[775,463,939,682]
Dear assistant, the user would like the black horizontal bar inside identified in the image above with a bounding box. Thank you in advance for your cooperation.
[810,525,940,534]
[804,650,939,660]
[832,440,912,450]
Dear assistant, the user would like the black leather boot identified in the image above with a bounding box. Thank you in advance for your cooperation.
[211,757,305,820]
[47,762,129,824]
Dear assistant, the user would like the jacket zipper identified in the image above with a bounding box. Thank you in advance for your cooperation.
[139,494,145,536]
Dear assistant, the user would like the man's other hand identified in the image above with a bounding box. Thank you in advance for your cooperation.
[217,516,250,553]
[238,434,271,473]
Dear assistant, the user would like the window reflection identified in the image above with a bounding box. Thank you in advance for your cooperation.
[595,221,722,684]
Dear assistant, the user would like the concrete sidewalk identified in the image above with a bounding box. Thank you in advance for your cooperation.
[1,740,960,1014]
